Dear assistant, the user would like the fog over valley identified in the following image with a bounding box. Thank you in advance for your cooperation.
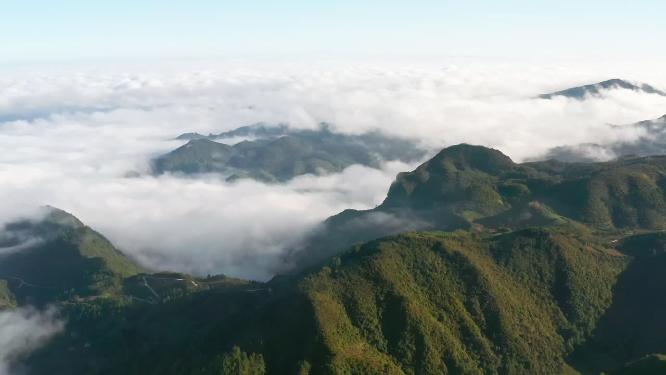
[2,62,666,280]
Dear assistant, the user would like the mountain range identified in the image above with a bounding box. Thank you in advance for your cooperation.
[5,143,666,374]
[539,79,666,100]
[153,124,426,182]
[153,79,666,184]
[288,143,666,268]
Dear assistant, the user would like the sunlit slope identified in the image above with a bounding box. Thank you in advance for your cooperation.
[26,227,629,374]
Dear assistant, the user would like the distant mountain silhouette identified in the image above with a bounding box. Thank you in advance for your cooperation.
[539,78,666,99]
[155,124,426,182]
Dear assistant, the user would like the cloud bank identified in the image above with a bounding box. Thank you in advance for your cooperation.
[1,61,666,280]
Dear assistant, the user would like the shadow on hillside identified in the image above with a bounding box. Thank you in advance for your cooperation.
[569,252,666,373]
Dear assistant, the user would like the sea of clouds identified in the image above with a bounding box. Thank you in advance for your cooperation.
[1,60,666,282]
[3,60,666,371]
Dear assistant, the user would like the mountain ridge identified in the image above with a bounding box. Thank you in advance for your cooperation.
[287,143,666,269]
[154,124,426,182]
[539,78,666,99]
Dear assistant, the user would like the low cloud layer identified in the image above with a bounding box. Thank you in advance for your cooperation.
[0,307,63,375]
[1,61,666,280]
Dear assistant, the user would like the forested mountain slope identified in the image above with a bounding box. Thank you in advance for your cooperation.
[6,145,666,374]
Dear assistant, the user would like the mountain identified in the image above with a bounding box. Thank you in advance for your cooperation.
[154,124,426,182]
[11,145,666,374]
[288,144,666,268]
[0,207,143,306]
[17,227,666,374]
[0,208,266,373]
[174,124,291,141]
[22,227,655,374]
[175,132,212,141]
[542,114,666,162]
[539,79,666,100]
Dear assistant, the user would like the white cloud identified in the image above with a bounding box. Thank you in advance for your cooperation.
[0,307,63,375]
[1,61,665,280]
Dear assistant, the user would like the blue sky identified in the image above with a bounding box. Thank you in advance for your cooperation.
[1,0,665,62]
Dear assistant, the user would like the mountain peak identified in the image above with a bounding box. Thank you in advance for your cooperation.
[175,132,208,140]
[599,78,632,86]
[41,205,84,229]
[428,144,515,174]
[380,144,515,212]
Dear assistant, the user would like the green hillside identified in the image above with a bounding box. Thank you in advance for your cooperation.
[24,228,632,374]
[383,144,666,230]
[290,145,666,268]
[292,229,627,374]
[0,207,142,305]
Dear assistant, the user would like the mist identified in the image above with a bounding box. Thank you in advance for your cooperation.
[0,307,63,375]
[2,61,666,280]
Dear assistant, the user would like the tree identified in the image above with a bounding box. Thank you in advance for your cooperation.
[205,346,265,375]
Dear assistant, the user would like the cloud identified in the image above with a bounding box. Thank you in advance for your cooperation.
[0,146,408,280]
[0,307,63,375]
[0,238,45,257]
[1,61,666,280]
[60,163,408,280]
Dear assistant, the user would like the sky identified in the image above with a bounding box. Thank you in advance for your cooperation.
[2,0,666,63]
